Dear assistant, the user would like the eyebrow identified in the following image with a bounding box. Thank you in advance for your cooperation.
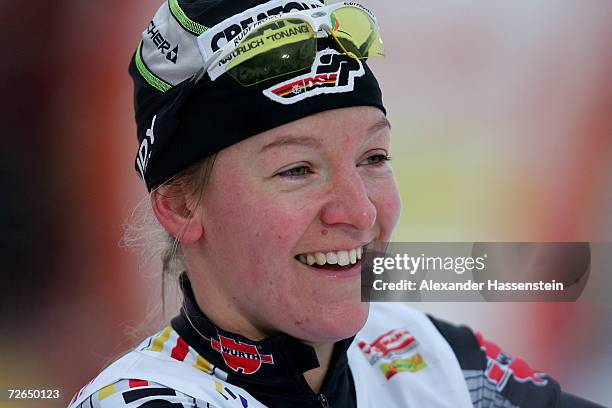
[259,135,322,153]
[370,117,392,134]
[258,117,392,153]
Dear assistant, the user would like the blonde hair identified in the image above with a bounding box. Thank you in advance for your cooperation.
[121,154,217,329]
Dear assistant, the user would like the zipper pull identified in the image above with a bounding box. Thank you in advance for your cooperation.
[318,393,330,408]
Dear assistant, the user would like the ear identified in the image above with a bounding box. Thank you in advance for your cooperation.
[151,185,203,244]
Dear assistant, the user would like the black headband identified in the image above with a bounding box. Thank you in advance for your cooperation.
[129,0,386,191]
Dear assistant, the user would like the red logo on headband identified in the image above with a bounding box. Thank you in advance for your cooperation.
[264,49,365,104]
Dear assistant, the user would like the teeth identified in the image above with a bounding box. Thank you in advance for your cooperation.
[325,252,338,264]
[337,250,350,266]
[306,254,315,266]
[297,246,365,267]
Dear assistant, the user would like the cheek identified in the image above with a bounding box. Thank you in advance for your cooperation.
[371,177,402,235]
[250,196,317,257]
[207,181,314,266]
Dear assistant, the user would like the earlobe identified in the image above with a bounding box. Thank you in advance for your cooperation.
[151,187,203,244]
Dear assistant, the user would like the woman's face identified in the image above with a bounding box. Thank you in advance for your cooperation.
[189,106,401,344]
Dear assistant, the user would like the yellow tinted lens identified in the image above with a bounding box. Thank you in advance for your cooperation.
[330,6,384,59]
[227,18,317,86]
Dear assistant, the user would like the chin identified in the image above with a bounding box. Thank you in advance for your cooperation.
[295,301,370,344]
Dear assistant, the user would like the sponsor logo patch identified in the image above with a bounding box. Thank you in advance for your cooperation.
[379,353,427,379]
[136,115,157,179]
[146,20,180,64]
[358,328,419,365]
[358,327,426,380]
[211,335,274,374]
[263,49,364,104]
[196,0,324,59]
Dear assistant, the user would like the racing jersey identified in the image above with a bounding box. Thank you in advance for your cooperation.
[68,276,603,408]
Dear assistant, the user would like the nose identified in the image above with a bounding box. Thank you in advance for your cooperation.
[320,169,377,231]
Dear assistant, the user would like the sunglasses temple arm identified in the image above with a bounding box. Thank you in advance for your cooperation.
[193,48,227,83]
[359,30,376,56]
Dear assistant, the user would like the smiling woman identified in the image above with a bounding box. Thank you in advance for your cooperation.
[165,107,398,345]
[67,0,602,407]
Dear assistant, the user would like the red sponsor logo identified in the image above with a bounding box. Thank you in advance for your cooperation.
[477,332,548,391]
[358,328,418,365]
[270,73,337,98]
[263,49,364,104]
[211,335,273,374]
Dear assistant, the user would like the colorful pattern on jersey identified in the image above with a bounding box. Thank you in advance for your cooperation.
[141,326,229,381]
[460,332,550,408]
[70,303,599,408]
[464,369,519,408]
[73,379,221,408]
[69,327,254,408]
[476,332,549,390]
[428,316,562,408]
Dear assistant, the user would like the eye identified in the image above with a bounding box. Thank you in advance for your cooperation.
[276,165,313,178]
[360,153,391,166]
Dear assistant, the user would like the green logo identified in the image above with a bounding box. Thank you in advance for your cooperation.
[379,353,426,380]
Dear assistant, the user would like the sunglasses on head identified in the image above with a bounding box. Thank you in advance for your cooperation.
[198,2,384,86]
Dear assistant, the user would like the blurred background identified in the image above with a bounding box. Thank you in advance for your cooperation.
[1,0,611,406]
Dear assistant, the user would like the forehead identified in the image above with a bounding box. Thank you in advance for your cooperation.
[240,106,390,154]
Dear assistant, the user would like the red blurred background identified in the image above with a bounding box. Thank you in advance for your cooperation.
[1,1,610,406]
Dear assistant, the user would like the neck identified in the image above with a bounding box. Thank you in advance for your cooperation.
[188,266,272,340]
[189,273,338,393]
[194,285,338,393]
[190,280,339,393]
[303,342,335,393]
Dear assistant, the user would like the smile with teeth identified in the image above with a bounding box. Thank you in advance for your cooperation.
[297,247,363,267]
